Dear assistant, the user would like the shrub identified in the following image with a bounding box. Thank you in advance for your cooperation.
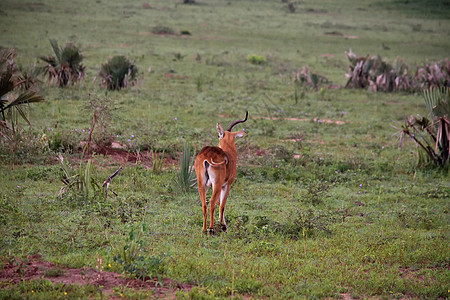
[99,56,138,90]
[39,39,85,87]
[345,50,449,92]
[345,50,411,92]
[247,54,267,65]
[151,25,176,35]
[415,59,450,89]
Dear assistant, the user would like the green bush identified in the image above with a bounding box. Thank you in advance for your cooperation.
[99,56,137,90]
[247,54,267,65]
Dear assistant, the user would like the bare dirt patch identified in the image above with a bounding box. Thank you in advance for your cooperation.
[0,254,192,298]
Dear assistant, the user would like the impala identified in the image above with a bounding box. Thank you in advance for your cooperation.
[194,111,248,234]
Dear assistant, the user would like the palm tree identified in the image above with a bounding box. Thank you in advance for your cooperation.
[397,87,449,167]
[0,48,44,139]
[39,39,85,87]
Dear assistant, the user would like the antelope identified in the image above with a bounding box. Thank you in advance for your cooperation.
[194,111,248,234]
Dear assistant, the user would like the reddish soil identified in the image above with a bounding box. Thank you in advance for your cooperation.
[92,145,177,169]
[0,254,192,298]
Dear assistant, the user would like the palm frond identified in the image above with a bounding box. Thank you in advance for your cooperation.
[49,39,61,63]
[0,91,45,114]
[423,87,450,119]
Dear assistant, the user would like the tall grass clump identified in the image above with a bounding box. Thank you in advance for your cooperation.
[396,87,449,168]
[99,56,138,91]
[177,143,195,193]
[39,39,85,87]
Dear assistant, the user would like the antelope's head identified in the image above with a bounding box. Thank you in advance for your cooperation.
[217,111,248,150]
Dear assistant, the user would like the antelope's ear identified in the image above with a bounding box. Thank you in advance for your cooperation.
[234,131,245,139]
[216,123,224,139]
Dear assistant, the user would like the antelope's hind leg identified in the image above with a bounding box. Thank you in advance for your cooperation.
[195,166,208,233]
[219,184,230,232]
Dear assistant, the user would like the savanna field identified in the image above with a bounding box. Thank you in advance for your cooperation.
[0,0,449,298]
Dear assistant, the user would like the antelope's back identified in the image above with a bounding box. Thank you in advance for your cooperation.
[196,146,227,165]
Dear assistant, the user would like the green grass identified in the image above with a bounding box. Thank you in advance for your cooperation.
[1,0,449,298]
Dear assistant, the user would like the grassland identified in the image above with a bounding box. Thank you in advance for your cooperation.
[0,0,449,298]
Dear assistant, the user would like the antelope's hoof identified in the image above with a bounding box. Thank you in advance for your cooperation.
[221,225,227,232]
[207,228,215,235]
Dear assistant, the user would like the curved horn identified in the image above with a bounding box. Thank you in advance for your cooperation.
[226,111,248,131]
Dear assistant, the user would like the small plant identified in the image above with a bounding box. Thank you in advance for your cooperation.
[396,87,449,168]
[112,222,164,280]
[99,56,138,91]
[151,150,165,174]
[39,39,85,87]
[84,95,116,152]
[247,54,267,65]
[177,142,195,193]
[44,268,65,277]
[57,153,101,201]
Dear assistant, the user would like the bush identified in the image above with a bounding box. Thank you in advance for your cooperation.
[415,59,450,89]
[345,50,411,92]
[39,39,85,87]
[99,56,138,90]
[345,50,449,92]
[247,54,267,65]
[151,25,176,35]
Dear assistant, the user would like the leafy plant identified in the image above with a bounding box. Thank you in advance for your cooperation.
[99,56,138,90]
[112,222,164,280]
[177,142,195,193]
[39,39,85,87]
[0,48,44,141]
[396,87,449,167]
